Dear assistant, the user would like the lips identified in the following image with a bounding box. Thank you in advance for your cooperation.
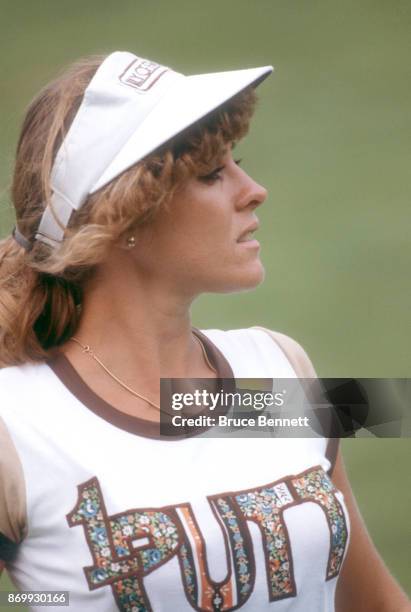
[237,222,259,243]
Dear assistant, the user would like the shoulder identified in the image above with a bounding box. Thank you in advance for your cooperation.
[200,326,317,379]
[254,329,340,474]
[252,327,318,378]
[0,360,51,397]
[0,361,42,386]
[0,364,31,410]
[0,361,59,430]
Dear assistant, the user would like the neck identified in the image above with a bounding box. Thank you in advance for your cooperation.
[64,254,202,379]
[57,252,218,422]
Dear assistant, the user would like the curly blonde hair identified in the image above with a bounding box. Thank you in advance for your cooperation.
[0,55,257,366]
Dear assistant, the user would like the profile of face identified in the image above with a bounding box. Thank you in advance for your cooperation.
[128,148,268,298]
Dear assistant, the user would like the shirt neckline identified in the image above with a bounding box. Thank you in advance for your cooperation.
[47,328,234,440]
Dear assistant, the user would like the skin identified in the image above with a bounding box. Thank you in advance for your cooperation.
[57,148,268,420]
[1,149,409,609]
[333,449,410,611]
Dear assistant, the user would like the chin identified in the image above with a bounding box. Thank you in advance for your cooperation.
[239,263,266,291]
[215,261,266,294]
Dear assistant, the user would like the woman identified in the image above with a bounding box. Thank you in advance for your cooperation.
[0,51,409,611]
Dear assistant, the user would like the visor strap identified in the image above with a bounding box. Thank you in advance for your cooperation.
[35,191,75,247]
[12,226,32,251]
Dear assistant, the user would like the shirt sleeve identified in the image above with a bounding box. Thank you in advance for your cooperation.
[0,415,27,559]
[254,327,318,378]
[252,327,340,475]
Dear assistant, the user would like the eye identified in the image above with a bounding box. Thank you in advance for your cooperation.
[198,165,225,183]
[197,159,243,183]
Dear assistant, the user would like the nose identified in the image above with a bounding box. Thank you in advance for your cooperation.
[236,167,268,210]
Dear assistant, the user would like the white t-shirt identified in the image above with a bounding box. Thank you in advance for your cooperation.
[0,328,349,611]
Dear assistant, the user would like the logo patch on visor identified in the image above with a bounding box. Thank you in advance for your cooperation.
[119,58,169,92]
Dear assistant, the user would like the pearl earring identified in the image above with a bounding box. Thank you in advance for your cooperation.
[126,236,136,249]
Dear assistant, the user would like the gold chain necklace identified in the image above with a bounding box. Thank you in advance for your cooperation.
[69,333,216,414]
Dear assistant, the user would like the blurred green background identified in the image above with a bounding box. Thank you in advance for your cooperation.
[0,0,410,607]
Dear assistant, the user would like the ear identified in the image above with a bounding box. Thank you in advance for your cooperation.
[117,234,137,251]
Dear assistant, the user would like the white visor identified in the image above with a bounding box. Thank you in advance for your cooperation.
[35,51,273,248]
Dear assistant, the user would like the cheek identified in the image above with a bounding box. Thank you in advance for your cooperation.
[133,220,214,274]
[132,194,239,280]
[168,210,233,258]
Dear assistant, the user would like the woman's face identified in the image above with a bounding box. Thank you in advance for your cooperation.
[131,148,268,297]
